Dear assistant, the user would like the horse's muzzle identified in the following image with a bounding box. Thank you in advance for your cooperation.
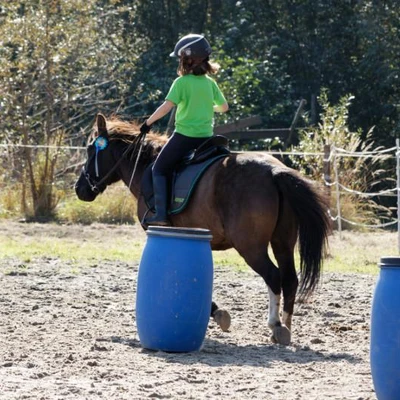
[74,173,98,202]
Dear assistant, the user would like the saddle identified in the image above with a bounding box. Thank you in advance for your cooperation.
[141,135,230,215]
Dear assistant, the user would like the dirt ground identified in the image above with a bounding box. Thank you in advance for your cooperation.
[0,222,376,399]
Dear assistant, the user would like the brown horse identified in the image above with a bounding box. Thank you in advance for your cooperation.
[75,114,330,345]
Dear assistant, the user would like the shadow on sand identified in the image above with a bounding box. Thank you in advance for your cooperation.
[105,335,363,368]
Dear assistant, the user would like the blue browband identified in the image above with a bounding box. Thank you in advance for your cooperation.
[94,136,108,177]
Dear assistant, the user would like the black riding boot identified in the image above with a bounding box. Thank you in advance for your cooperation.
[145,175,170,226]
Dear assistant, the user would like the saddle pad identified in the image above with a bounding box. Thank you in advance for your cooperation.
[141,154,228,215]
[170,154,227,214]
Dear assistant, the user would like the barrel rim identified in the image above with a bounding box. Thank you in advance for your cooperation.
[379,256,400,267]
[146,226,213,240]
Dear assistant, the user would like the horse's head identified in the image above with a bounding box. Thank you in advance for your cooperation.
[75,113,123,201]
[75,113,168,202]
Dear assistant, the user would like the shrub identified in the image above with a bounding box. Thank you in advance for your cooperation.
[0,182,23,219]
[292,90,393,230]
[57,183,137,225]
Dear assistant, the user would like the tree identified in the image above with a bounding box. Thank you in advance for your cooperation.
[0,0,101,218]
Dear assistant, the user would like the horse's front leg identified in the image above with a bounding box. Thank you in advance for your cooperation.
[211,301,231,332]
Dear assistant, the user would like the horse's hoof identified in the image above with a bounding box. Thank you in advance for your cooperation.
[271,325,291,345]
[213,309,231,332]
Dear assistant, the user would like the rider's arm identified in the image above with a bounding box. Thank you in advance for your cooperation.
[146,100,175,126]
[214,102,229,113]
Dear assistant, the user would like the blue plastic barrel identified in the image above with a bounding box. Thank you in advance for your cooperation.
[136,226,213,352]
[370,256,400,399]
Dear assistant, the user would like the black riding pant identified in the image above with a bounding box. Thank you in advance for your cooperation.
[152,132,209,179]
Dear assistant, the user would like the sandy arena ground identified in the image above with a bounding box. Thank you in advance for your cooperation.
[0,222,376,399]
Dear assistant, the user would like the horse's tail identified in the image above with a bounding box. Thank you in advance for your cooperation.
[272,166,331,297]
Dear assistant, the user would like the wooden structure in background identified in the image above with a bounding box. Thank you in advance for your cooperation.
[214,99,307,149]
[168,99,307,149]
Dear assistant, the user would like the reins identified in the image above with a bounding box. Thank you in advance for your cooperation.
[84,130,147,194]
[128,131,146,191]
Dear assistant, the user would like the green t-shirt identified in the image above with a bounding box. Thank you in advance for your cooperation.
[165,74,227,138]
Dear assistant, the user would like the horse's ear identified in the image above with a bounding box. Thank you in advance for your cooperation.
[96,114,108,137]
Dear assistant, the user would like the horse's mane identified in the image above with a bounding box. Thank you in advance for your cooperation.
[94,116,169,148]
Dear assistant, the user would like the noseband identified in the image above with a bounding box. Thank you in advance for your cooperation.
[82,130,146,194]
[83,167,102,194]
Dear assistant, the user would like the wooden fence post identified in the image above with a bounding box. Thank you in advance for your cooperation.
[311,94,317,125]
[332,146,342,238]
[323,144,331,205]
[285,99,307,148]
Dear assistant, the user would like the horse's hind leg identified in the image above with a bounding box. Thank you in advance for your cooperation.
[211,301,231,332]
[271,200,299,334]
[235,244,291,345]
[271,245,298,332]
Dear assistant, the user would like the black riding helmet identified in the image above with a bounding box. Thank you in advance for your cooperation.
[170,34,212,58]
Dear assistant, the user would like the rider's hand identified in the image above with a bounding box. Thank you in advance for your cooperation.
[140,120,152,135]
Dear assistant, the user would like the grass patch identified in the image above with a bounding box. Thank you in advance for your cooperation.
[0,233,249,270]
[322,231,397,275]
[0,222,397,275]
[212,231,398,275]
[213,249,248,271]
[0,235,143,265]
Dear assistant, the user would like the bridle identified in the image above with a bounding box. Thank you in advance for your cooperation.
[82,130,147,194]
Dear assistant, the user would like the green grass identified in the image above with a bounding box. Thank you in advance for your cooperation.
[322,231,398,275]
[0,233,247,269]
[0,222,397,274]
[213,249,249,271]
[0,236,143,265]
[229,230,399,275]
[209,231,398,275]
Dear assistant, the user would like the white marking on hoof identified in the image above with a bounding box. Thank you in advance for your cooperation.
[282,311,292,331]
[213,309,231,332]
[267,287,281,330]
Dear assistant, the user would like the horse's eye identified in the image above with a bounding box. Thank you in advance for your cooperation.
[86,143,95,155]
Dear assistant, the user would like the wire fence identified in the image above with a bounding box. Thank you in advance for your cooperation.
[1,140,399,249]
[274,142,399,251]
[330,143,398,238]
